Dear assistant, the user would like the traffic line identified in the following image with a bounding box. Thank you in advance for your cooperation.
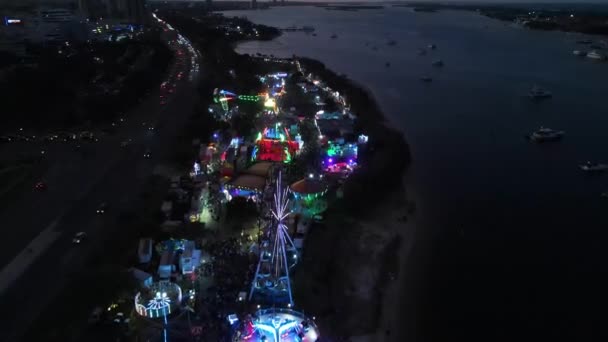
[0,218,62,294]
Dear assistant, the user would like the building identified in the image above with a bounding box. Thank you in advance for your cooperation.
[157,250,174,279]
[178,240,201,275]
[0,16,30,56]
[79,0,146,24]
[137,238,153,264]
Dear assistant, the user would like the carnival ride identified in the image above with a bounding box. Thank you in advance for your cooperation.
[249,172,297,304]
[233,173,320,341]
[135,281,183,319]
[134,281,198,342]
[289,174,329,216]
[233,309,320,342]
[213,88,263,111]
[252,126,300,163]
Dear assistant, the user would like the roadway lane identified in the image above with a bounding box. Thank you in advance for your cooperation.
[0,25,201,341]
[0,32,196,269]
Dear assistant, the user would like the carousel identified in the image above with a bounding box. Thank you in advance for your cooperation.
[233,308,320,342]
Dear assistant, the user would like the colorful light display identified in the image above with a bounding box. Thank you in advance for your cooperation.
[233,309,320,342]
[249,173,297,305]
[134,282,182,319]
[252,127,299,163]
[322,141,358,173]
[213,88,262,111]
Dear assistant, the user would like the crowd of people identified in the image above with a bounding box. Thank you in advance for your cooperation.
[192,237,257,340]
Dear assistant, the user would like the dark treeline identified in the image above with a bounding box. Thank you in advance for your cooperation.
[0,29,172,132]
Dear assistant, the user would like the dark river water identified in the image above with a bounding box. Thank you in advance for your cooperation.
[229,6,608,340]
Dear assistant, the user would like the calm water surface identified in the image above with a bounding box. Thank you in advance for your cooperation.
[230,6,608,340]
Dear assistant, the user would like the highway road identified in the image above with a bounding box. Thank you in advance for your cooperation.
[0,20,201,341]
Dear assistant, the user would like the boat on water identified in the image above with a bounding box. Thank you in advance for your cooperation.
[528,85,552,99]
[385,62,391,67]
[580,162,608,172]
[587,50,606,60]
[428,44,436,49]
[432,59,444,67]
[420,76,433,82]
[330,34,338,39]
[387,40,397,46]
[527,127,564,142]
[417,48,427,55]
[573,50,585,56]
[577,39,592,44]
[302,26,315,32]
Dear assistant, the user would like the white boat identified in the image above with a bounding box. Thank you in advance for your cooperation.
[528,127,564,142]
[528,85,552,99]
[428,44,436,49]
[579,162,608,172]
[573,50,585,56]
[586,50,605,60]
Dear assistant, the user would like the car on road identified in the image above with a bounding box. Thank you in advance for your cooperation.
[34,182,47,191]
[96,202,108,214]
[72,232,87,244]
[144,149,152,158]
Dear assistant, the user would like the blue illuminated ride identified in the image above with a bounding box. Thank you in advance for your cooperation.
[249,172,297,305]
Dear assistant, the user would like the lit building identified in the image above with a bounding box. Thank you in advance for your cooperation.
[321,139,358,174]
[178,240,201,275]
[0,15,30,56]
[251,126,300,163]
[289,174,328,216]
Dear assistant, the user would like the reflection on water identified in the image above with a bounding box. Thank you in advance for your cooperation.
[230,6,608,340]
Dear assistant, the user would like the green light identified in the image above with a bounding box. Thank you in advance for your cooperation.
[326,144,339,157]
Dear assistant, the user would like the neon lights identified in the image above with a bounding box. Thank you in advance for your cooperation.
[264,98,276,109]
[148,292,171,310]
[249,173,297,304]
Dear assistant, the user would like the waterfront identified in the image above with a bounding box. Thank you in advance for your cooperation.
[232,6,608,340]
